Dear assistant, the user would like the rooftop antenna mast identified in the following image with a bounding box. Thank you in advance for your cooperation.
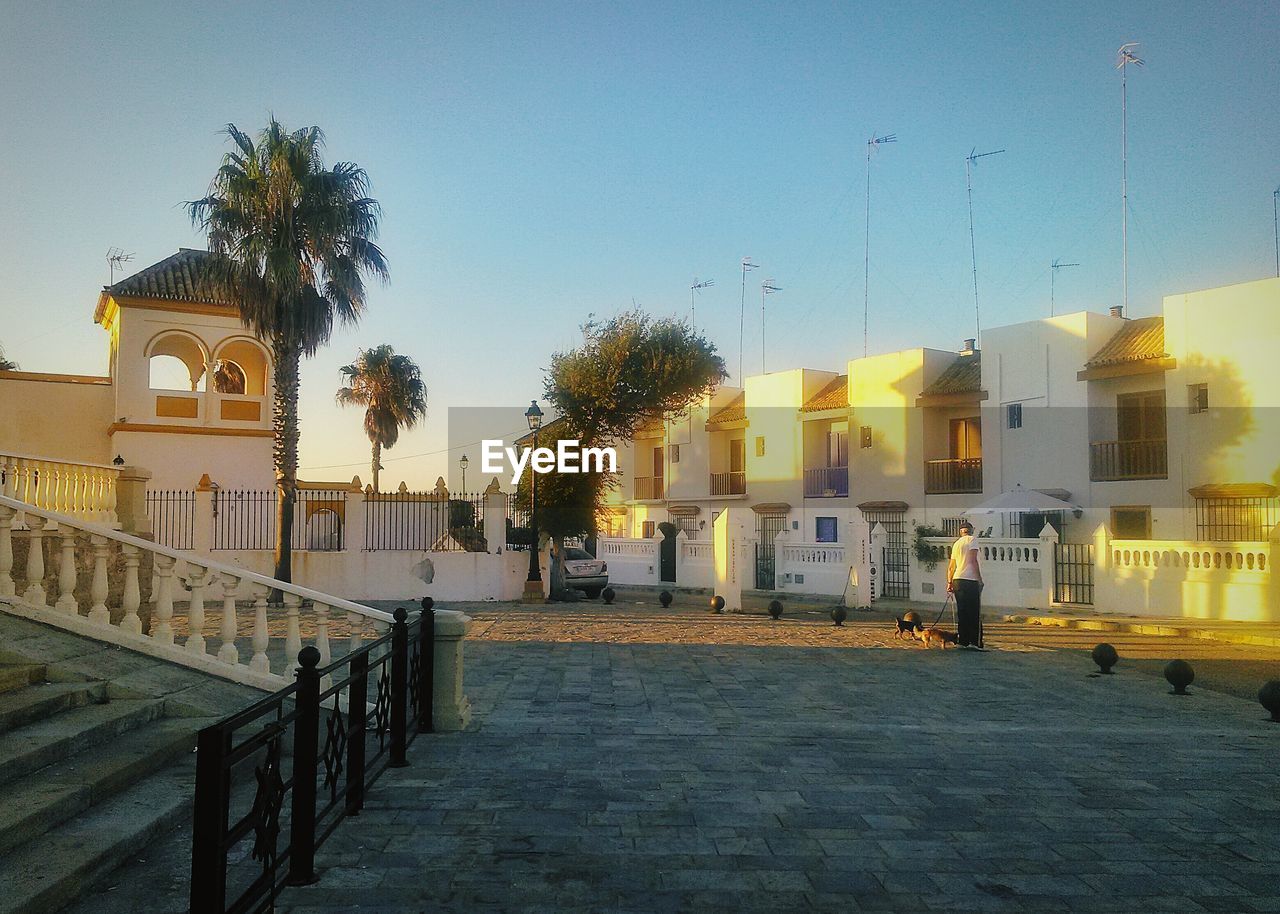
[863,132,896,358]
[106,247,134,285]
[739,257,759,381]
[1272,186,1279,277]
[1050,258,1080,316]
[760,278,781,374]
[965,147,1005,343]
[1117,41,1144,313]
[690,277,714,331]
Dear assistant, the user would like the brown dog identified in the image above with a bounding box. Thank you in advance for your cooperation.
[915,627,958,649]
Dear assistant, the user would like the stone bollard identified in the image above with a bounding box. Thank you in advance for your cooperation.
[431,609,473,731]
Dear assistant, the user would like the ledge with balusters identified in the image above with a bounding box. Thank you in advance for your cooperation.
[0,491,473,730]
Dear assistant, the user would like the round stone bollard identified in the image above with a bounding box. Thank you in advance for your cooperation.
[659,590,673,608]
[601,586,615,605]
[1258,680,1280,722]
[710,595,725,613]
[831,605,848,626]
[768,599,783,620]
[1164,659,1194,695]
[1092,643,1119,674]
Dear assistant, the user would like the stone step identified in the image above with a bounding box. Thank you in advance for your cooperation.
[0,699,164,788]
[0,664,45,696]
[0,681,107,735]
[0,716,209,859]
[0,766,195,914]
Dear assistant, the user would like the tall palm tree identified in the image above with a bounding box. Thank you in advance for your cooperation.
[188,120,387,583]
[335,346,427,492]
[0,346,17,371]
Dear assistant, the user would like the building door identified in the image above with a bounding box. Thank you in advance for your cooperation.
[657,521,677,583]
[755,512,786,590]
[861,508,909,598]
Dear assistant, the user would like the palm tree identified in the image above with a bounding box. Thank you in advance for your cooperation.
[0,346,17,371]
[335,346,427,492]
[188,120,387,583]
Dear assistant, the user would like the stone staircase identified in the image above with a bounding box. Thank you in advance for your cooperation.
[0,615,260,914]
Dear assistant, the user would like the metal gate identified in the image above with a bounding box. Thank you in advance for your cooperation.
[1053,542,1094,604]
[755,512,786,590]
[862,509,909,598]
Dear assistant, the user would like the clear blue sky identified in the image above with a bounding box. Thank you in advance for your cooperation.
[2,1,1277,487]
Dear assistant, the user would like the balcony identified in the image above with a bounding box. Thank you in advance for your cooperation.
[1090,439,1168,481]
[633,476,664,500]
[710,471,746,496]
[925,458,983,495]
[804,465,849,497]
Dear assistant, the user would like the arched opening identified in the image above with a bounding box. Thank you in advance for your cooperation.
[212,359,246,394]
[213,339,268,396]
[147,333,208,392]
[305,508,343,551]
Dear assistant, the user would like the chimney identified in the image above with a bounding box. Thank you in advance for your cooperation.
[960,338,976,355]
[1109,305,1124,318]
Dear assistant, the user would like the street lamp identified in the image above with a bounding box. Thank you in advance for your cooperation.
[458,453,469,494]
[524,400,544,593]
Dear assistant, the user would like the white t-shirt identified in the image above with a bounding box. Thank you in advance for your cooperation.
[950,534,981,581]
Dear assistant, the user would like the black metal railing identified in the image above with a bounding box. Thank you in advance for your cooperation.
[924,458,983,494]
[190,602,435,914]
[709,471,746,496]
[803,465,848,497]
[1089,438,1167,481]
[632,476,663,500]
[505,492,533,550]
[364,491,485,552]
[146,489,196,549]
[1053,543,1094,605]
[211,489,348,551]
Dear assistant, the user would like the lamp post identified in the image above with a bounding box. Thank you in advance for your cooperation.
[458,453,468,494]
[523,400,543,600]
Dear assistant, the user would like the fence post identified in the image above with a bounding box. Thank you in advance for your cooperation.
[345,477,367,553]
[114,465,151,535]
[287,647,322,887]
[345,649,369,816]
[483,478,505,553]
[419,597,436,733]
[389,607,409,768]
[194,475,215,553]
[189,725,230,914]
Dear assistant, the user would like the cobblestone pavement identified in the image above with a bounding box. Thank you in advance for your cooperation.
[271,599,1280,913]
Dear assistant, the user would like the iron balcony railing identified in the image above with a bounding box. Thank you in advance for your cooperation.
[710,471,746,496]
[190,601,436,914]
[924,458,983,495]
[803,466,849,497]
[633,476,664,500]
[1089,438,1168,481]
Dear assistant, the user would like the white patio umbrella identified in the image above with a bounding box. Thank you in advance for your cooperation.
[963,484,1080,517]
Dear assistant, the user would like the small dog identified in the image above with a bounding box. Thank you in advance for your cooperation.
[915,627,958,649]
[894,615,922,639]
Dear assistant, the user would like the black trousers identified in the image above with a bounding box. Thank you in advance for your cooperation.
[953,579,982,647]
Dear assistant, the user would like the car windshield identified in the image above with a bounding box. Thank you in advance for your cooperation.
[564,547,594,560]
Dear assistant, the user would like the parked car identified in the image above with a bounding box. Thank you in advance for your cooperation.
[562,546,608,598]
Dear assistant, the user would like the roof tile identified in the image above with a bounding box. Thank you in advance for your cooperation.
[105,249,234,306]
[1085,316,1166,368]
[800,375,849,413]
[921,353,982,397]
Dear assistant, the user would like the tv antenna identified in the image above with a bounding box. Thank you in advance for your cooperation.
[690,277,714,331]
[1050,259,1080,316]
[863,132,896,358]
[738,258,759,381]
[1116,41,1144,313]
[1272,186,1279,277]
[760,278,781,374]
[106,248,134,284]
[965,147,1005,343]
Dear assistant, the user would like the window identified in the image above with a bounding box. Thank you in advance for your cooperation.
[1007,403,1022,429]
[668,512,699,539]
[949,417,982,459]
[1111,506,1152,540]
[1188,383,1208,415]
[668,444,680,463]
[859,426,873,448]
[729,439,746,473]
[755,436,766,457]
[816,516,838,543]
[1195,496,1278,542]
[827,429,849,467]
[641,520,656,538]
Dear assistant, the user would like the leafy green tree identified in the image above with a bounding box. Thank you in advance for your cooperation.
[523,312,725,596]
[335,345,427,492]
[188,120,387,583]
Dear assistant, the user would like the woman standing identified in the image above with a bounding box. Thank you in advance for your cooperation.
[946,520,984,649]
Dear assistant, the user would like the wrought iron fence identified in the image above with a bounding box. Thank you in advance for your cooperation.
[364,491,485,552]
[505,492,533,551]
[211,489,348,551]
[190,603,435,914]
[1053,543,1094,605]
[146,489,196,550]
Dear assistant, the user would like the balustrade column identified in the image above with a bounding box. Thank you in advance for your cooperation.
[249,585,270,674]
[346,610,365,654]
[119,544,142,633]
[217,574,240,664]
[0,505,14,596]
[87,535,110,624]
[152,555,176,645]
[24,515,47,606]
[284,592,302,668]
[185,567,207,654]
[55,530,80,614]
[315,602,332,691]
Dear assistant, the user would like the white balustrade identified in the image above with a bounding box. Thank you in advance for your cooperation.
[0,506,13,596]
[87,535,110,625]
[217,574,240,664]
[23,515,47,606]
[186,567,207,653]
[0,452,120,527]
[55,530,79,614]
[249,585,270,673]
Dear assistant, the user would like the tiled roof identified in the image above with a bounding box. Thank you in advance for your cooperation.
[1085,317,1166,368]
[921,353,982,398]
[800,375,849,413]
[706,392,746,427]
[104,249,234,305]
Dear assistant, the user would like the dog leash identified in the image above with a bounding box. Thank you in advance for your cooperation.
[927,591,954,629]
